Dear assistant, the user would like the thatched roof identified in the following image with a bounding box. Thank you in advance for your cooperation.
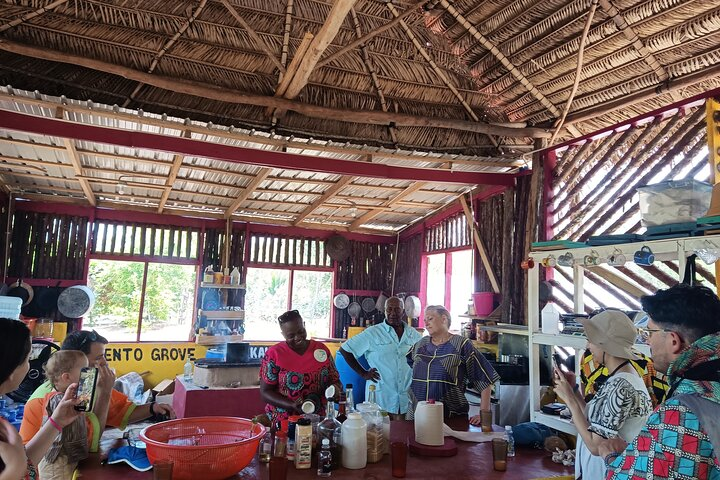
[0,0,716,154]
[0,0,718,232]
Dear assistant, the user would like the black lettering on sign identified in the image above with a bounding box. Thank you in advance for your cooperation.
[133,348,143,361]
[151,348,160,361]
[105,351,111,362]
[188,348,196,361]
[112,349,121,362]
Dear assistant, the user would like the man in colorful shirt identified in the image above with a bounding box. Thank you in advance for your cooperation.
[339,296,422,415]
[604,284,720,479]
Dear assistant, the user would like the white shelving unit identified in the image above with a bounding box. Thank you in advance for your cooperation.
[526,234,719,434]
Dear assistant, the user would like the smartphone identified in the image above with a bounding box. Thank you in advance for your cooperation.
[552,353,568,372]
[75,367,98,412]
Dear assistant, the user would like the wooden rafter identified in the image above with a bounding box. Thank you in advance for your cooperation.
[124,0,209,107]
[158,130,191,213]
[388,4,479,124]
[349,8,397,144]
[279,0,295,81]
[0,0,68,33]
[293,176,353,226]
[350,182,426,230]
[280,0,357,100]
[54,108,96,206]
[0,40,548,139]
[224,168,272,218]
[220,0,285,73]
[318,0,427,68]
[459,194,500,293]
[596,0,680,102]
[437,0,582,138]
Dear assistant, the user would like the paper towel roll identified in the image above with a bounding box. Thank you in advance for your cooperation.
[414,400,445,446]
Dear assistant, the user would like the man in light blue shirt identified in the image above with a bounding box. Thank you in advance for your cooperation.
[339,296,422,415]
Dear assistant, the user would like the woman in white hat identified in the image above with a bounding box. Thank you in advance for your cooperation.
[554,310,652,480]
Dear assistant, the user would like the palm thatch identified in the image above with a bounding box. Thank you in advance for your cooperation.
[0,0,716,155]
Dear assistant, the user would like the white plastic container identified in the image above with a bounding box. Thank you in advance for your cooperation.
[230,267,241,285]
[541,303,560,335]
[341,412,367,470]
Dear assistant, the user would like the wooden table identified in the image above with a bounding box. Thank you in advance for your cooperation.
[79,420,573,480]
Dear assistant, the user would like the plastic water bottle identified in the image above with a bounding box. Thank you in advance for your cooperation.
[183,360,193,381]
[317,438,332,477]
[505,425,515,457]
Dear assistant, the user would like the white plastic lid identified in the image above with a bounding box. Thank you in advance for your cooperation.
[322,438,330,446]
[505,425,512,431]
[301,401,315,414]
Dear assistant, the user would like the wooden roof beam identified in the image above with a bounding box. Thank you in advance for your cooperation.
[350,182,426,229]
[318,0,426,68]
[349,8,397,144]
[0,0,69,33]
[437,0,582,138]
[280,0,357,100]
[225,168,272,218]
[55,108,96,206]
[294,176,353,226]
[220,0,285,74]
[597,0,680,102]
[0,40,548,138]
[158,130,191,213]
[124,0,209,107]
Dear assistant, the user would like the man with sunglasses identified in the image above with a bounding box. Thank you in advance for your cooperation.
[603,284,720,480]
[28,330,175,452]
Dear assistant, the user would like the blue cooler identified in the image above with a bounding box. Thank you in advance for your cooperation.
[335,352,369,405]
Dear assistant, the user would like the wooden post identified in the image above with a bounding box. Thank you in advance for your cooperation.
[459,195,500,293]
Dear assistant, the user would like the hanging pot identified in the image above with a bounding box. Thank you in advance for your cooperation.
[333,292,350,309]
[324,234,351,262]
[404,295,422,319]
[347,302,362,318]
[57,285,96,318]
[7,280,34,307]
[32,283,62,317]
[361,297,376,313]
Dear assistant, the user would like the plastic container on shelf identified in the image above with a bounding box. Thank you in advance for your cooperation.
[637,179,712,227]
[541,304,560,335]
[472,292,495,316]
[34,318,54,338]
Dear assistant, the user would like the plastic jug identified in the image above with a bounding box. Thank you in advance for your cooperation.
[541,303,560,335]
[341,413,367,470]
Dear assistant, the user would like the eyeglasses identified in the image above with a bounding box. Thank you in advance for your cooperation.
[637,327,672,343]
[278,310,300,323]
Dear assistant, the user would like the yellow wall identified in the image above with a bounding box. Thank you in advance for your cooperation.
[107,339,344,388]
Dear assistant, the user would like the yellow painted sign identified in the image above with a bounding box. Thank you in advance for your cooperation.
[105,343,208,388]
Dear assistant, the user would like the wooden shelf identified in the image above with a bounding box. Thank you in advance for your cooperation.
[478,324,529,336]
[457,314,496,321]
[200,283,246,289]
[196,334,245,345]
[530,411,577,435]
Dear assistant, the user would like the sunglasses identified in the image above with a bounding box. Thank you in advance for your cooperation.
[278,310,300,323]
[79,330,100,348]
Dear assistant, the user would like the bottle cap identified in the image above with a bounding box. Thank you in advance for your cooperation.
[369,384,376,391]
[301,401,315,414]
[505,425,512,431]
[345,384,353,389]
[322,438,330,446]
[297,418,311,426]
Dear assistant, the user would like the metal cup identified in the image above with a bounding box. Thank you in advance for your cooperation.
[557,252,574,267]
[541,255,556,268]
[520,258,535,270]
[634,246,655,266]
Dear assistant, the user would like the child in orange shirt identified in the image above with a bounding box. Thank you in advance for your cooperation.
[20,351,89,480]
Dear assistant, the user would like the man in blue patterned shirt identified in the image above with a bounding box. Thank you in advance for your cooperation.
[603,284,720,480]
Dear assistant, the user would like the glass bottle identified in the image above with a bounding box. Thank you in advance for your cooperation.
[317,394,342,470]
[335,391,347,424]
[295,418,313,469]
[345,384,355,413]
[317,438,332,477]
[286,419,297,462]
[381,411,390,455]
[357,385,383,463]
[273,431,288,458]
[257,420,273,463]
[505,425,515,457]
[183,360,193,381]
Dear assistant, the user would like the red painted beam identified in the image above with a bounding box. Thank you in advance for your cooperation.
[0,110,516,186]
[545,85,720,153]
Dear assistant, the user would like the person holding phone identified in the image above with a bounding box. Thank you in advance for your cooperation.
[19,351,107,480]
[0,319,82,480]
[28,330,175,452]
[553,310,652,480]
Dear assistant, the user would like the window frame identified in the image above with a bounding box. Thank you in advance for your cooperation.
[420,245,473,327]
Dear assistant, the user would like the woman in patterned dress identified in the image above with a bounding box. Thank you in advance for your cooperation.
[407,306,500,421]
[0,318,81,480]
[259,310,341,422]
[553,310,652,480]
